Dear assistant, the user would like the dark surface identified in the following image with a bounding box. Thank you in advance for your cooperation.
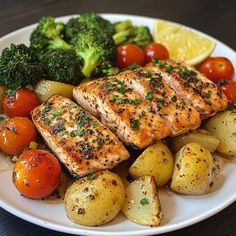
[0,0,235,235]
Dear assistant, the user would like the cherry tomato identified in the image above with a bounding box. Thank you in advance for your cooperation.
[220,80,236,103]
[199,57,234,83]
[116,44,145,68]
[144,42,169,62]
[12,149,62,199]
[3,89,40,118]
[0,117,37,155]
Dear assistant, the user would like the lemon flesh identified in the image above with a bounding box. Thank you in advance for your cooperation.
[153,19,216,65]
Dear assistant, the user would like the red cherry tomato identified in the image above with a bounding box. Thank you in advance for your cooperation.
[220,80,236,103]
[3,89,40,118]
[199,57,234,83]
[144,42,169,62]
[0,117,37,155]
[12,149,62,199]
[116,44,145,68]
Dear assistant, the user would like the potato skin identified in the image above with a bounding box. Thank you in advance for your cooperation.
[129,142,174,186]
[171,129,220,153]
[205,110,236,158]
[64,170,125,226]
[170,143,215,195]
[34,80,74,102]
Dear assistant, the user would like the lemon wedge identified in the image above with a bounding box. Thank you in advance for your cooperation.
[153,19,216,65]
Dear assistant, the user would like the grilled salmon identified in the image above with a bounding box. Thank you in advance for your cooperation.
[145,60,228,118]
[31,95,129,177]
[73,78,170,148]
[115,68,201,136]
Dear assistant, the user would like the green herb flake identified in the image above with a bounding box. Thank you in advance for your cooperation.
[171,95,177,102]
[127,63,140,70]
[157,61,166,68]
[87,172,96,180]
[128,99,142,105]
[131,119,140,131]
[92,121,98,128]
[145,91,153,100]
[0,116,5,122]
[152,58,160,64]
[52,111,61,117]
[70,131,77,138]
[165,65,174,73]
[43,118,51,125]
[117,86,126,94]
[144,71,152,78]
[77,126,85,136]
[112,94,124,105]
[140,198,149,206]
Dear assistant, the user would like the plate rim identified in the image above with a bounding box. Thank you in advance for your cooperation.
[0,13,236,236]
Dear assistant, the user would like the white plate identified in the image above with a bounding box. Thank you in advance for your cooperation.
[0,14,236,236]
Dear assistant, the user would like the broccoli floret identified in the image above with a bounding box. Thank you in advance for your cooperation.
[113,20,153,48]
[0,44,42,90]
[42,49,83,85]
[72,28,117,78]
[64,13,115,42]
[30,16,71,58]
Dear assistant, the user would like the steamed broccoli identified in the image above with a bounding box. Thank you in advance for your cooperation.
[72,28,117,78]
[113,20,153,48]
[42,49,83,85]
[0,44,42,90]
[30,16,71,59]
[64,13,115,42]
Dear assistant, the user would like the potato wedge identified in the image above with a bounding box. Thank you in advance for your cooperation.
[171,129,220,153]
[122,176,163,226]
[129,142,174,186]
[170,143,215,195]
[64,170,125,226]
[34,80,74,102]
[205,110,236,158]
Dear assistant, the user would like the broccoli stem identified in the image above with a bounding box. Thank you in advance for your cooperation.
[113,29,131,45]
[48,37,71,50]
[80,52,100,77]
[115,20,132,32]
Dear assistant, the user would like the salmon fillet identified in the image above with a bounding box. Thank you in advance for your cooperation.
[73,78,170,149]
[31,95,129,177]
[115,68,201,136]
[145,60,228,118]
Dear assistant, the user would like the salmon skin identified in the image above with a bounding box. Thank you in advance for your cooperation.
[145,59,228,119]
[115,68,201,136]
[73,78,170,149]
[31,95,130,177]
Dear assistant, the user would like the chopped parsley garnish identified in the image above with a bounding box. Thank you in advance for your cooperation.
[171,95,177,102]
[145,91,153,100]
[41,106,50,115]
[70,131,77,137]
[87,172,96,180]
[131,119,140,131]
[116,86,127,94]
[112,94,125,105]
[144,71,152,78]
[0,116,5,122]
[77,114,91,125]
[140,198,149,206]
[127,63,140,70]
[77,126,85,136]
[178,67,197,78]
[43,117,51,125]
[157,98,164,109]
[157,61,166,68]
[92,121,98,128]
[52,125,65,134]
[165,65,174,73]
[128,99,142,105]
[152,58,159,64]
[52,111,61,117]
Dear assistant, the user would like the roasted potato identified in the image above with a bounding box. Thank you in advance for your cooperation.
[34,80,74,102]
[64,170,125,226]
[171,129,220,153]
[170,143,215,195]
[0,85,6,112]
[122,176,163,226]
[129,142,174,186]
[205,110,236,158]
